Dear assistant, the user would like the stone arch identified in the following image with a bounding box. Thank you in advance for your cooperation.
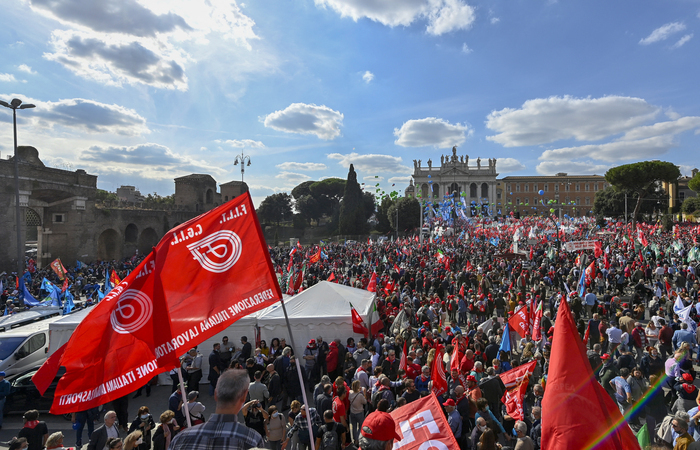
[125,223,138,243]
[449,182,459,196]
[25,208,42,242]
[97,229,120,261]
[205,189,214,204]
[481,183,489,198]
[138,227,159,255]
[421,184,429,199]
[470,183,477,198]
[432,183,440,199]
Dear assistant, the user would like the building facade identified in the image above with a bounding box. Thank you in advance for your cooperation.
[405,147,500,210]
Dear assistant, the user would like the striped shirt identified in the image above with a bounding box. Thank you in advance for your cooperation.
[168,414,263,450]
[287,408,322,439]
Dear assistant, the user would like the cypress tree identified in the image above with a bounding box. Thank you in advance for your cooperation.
[339,164,367,234]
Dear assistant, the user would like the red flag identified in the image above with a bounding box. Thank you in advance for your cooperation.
[309,248,321,264]
[367,272,377,293]
[327,272,336,282]
[458,283,464,297]
[465,260,473,272]
[399,340,407,372]
[499,360,536,422]
[508,305,529,338]
[450,345,463,373]
[50,258,67,280]
[61,278,69,293]
[109,270,122,287]
[33,192,282,414]
[531,300,543,341]
[594,241,603,258]
[430,350,448,397]
[394,263,400,273]
[384,280,394,295]
[350,302,368,336]
[391,394,460,450]
[541,288,640,450]
[637,228,648,247]
[583,322,590,346]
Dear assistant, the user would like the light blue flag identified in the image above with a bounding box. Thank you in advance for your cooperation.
[97,287,106,301]
[21,282,40,306]
[498,322,511,359]
[63,290,75,314]
[41,278,62,306]
[577,267,586,297]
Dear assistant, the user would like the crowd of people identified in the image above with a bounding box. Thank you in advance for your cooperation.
[2,216,700,450]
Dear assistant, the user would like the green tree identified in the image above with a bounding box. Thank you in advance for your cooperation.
[295,194,321,225]
[291,180,316,199]
[682,197,700,214]
[96,189,119,203]
[605,161,679,229]
[339,165,368,234]
[375,196,394,233]
[387,197,420,233]
[688,173,700,193]
[257,193,293,225]
[593,186,663,219]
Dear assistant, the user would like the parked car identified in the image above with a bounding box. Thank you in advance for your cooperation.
[3,366,69,419]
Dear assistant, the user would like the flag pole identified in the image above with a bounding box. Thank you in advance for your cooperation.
[279,299,316,450]
[176,367,193,428]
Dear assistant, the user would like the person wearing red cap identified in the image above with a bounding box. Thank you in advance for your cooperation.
[443,399,462,440]
[358,410,401,450]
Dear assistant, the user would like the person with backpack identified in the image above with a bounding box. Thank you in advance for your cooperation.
[284,405,322,450]
[315,410,347,450]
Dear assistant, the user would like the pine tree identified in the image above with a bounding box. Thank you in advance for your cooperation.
[339,164,368,234]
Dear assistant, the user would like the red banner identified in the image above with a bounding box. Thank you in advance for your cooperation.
[50,258,67,280]
[33,192,282,414]
[391,394,460,450]
[109,270,122,287]
[367,272,377,292]
[508,305,529,338]
[499,360,536,421]
[531,300,543,341]
[351,303,368,336]
[430,349,447,398]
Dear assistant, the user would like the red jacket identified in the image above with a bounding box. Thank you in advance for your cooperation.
[326,342,339,372]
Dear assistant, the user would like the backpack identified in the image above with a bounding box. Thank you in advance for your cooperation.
[371,389,385,410]
[320,422,340,450]
[298,424,319,445]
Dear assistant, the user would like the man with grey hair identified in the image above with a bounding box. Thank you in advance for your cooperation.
[170,369,264,449]
[469,417,487,449]
[513,420,534,450]
[87,410,117,450]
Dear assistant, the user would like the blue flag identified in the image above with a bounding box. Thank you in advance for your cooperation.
[41,278,62,307]
[97,288,105,301]
[498,322,511,359]
[21,282,40,306]
[63,290,75,314]
[577,267,586,297]
[76,260,83,269]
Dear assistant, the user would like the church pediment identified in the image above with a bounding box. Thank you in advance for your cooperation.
[440,167,469,176]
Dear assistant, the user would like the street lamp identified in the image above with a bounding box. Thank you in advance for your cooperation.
[0,98,36,281]
[233,151,251,182]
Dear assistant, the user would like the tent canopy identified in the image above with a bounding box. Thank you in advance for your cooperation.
[258,281,376,357]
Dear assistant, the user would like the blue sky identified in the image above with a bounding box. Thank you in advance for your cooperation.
[1,0,699,206]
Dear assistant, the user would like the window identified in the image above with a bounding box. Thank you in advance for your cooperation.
[564,184,570,192]
[516,198,521,205]
[225,196,229,201]
[576,197,580,205]
[53,214,64,223]
[594,183,599,191]
[497,192,501,199]
[506,183,511,192]
[524,197,529,205]
[516,183,521,192]
[525,183,530,192]
[585,197,591,205]
[576,183,580,191]
[533,183,538,191]
[544,184,549,192]
[585,184,590,191]
[554,184,559,192]
[680,192,685,201]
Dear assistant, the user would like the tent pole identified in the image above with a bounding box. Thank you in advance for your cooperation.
[279,298,316,450]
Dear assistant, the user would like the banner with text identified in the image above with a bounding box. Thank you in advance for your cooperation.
[498,360,536,422]
[563,240,599,252]
[34,192,282,414]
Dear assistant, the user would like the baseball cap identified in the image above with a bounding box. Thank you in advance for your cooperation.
[443,399,456,407]
[361,411,402,441]
[601,353,611,360]
[466,375,476,383]
[683,373,694,382]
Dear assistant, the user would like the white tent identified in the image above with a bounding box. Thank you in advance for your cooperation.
[257,281,376,357]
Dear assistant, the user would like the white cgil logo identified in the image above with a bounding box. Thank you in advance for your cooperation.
[187,230,242,273]
[110,290,153,334]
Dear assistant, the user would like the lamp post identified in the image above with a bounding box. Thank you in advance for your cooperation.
[233,151,251,182]
[0,98,36,281]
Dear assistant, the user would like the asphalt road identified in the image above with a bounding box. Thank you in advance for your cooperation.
[0,383,218,449]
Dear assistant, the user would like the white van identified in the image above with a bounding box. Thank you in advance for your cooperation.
[47,306,93,355]
[0,316,64,376]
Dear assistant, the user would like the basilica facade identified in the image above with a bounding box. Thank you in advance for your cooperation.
[404,146,499,209]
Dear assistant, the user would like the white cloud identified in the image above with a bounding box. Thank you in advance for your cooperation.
[495,158,525,173]
[0,74,18,82]
[44,30,188,90]
[539,135,675,163]
[461,43,472,54]
[388,176,411,184]
[639,22,686,45]
[362,70,374,83]
[364,176,384,182]
[263,103,344,140]
[672,33,693,49]
[277,162,327,171]
[536,160,609,175]
[200,146,207,151]
[490,17,500,24]
[0,95,149,135]
[328,152,412,174]
[620,116,700,141]
[394,117,471,148]
[275,171,311,184]
[314,0,475,35]
[17,65,36,74]
[220,139,265,148]
[486,96,658,147]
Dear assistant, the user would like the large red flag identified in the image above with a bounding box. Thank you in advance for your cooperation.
[391,394,460,450]
[367,272,377,293]
[498,360,536,422]
[350,302,368,336]
[309,248,321,264]
[399,340,407,372]
[33,192,282,414]
[450,345,463,373]
[430,350,448,398]
[541,291,640,450]
[508,305,529,338]
[50,258,67,280]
